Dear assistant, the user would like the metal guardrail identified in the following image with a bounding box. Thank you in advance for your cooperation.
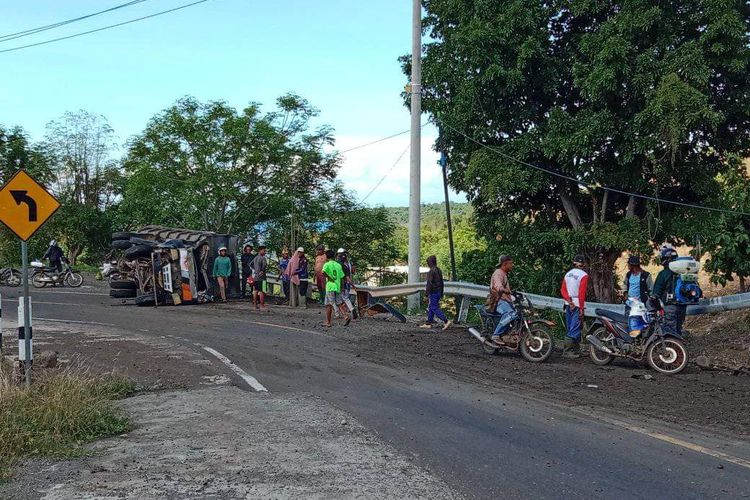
[357,281,750,318]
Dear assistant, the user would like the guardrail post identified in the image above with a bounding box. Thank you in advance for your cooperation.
[457,296,470,324]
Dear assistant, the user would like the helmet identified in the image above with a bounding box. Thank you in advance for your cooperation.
[337,248,346,254]
[660,245,678,265]
[49,240,57,246]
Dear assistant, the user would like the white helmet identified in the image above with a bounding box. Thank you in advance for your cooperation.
[49,240,57,246]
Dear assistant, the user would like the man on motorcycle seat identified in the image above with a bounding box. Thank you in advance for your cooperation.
[653,245,686,337]
[43,240,64,273]
[489,256,517,343]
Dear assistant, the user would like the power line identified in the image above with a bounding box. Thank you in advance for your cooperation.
[0,0,148,43]
[0,0,211,54]
[358,143,411,205]
[437,119,750,217]
[338,122,428,155]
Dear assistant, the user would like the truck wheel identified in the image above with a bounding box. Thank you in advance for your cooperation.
[110,289,137,299]
[110,279,137,290]
[124,244,153,259]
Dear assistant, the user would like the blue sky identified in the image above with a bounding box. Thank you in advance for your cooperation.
[0,0,462,206]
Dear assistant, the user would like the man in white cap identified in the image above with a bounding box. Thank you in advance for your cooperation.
[212,246,232,302]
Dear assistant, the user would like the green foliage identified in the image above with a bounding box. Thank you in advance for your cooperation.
[408,0,750,300]
[704,159,750,291]
[118,95,338,236]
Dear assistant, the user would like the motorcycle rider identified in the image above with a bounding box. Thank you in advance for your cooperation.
[652,245,687,337]
[560,254,589,358]
[42,240,64,272]
[489,255,517,343]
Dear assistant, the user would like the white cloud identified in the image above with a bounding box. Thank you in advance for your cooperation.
[334,131,465,207]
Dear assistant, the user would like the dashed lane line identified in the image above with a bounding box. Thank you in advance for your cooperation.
[198,344,268,393]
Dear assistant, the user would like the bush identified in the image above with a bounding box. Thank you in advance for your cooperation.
[0,367,135,481]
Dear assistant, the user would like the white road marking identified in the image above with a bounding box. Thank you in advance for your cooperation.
[35,318,116,327]
[199,344,268,392]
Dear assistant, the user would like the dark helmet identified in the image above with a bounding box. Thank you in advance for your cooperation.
[660,246,678,265]
[627,255,641,266]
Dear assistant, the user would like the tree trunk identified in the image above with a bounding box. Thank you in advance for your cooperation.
[68,246,82,266]
[587,249,621,303]
[740,275,747,293]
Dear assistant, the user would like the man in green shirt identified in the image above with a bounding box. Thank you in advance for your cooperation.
[212,246,232,303]
[322,249,351,328]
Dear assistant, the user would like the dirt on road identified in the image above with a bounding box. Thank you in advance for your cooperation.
[218,301,750,440]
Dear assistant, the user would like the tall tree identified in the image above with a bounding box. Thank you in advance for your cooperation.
[119,95,339,235]
[408,0,750,301]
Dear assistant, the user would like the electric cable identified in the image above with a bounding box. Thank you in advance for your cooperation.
[0,0,148,43]
[0,0,211,54]
[437,119,750,217]
[357,143,410,205]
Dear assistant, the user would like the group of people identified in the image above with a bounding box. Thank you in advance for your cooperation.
[486,246,691,358]
[211,244,359,325]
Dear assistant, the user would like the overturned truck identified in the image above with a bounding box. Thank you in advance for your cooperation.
[108,225,240,306]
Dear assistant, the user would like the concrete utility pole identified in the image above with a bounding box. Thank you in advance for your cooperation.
[407,0,422,311]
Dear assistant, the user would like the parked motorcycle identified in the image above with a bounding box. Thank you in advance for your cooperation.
[0,267,22,287]
[31,258,84,288]
[586,298,688,375]
[469,292,555,362]
[100,260,122,283]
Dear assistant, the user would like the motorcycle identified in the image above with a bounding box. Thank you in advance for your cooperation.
[100,260,122,283]
[586,298,688,375]
[0,267,22,287]
[469,292,555,362]
[31,258,84,288]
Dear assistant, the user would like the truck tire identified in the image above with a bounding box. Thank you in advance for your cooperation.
[111,240,133,250]
[109,279,137,290]
[110,289,137,299]
[123,244,153,259]
[112,232,141,241]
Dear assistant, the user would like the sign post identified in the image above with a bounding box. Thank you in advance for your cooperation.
[0,170,61,387]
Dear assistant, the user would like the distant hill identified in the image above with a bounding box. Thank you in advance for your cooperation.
[384,202,473,226]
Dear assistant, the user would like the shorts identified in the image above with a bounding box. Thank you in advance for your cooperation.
[254,280,267,293]
[325,291,343,306]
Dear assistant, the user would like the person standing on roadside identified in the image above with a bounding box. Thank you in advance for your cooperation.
[212,246,232,303]
[653,245,686,337]
[560,254,589,358]
[420,255,451,330]
[252,246,269,310]
[279,249,291,303]
[488,255,516,343]
[240,243,255,298]
[314,245,327,304]
[322,249,350,327]
[295,248,310,308]
[337,248,358,319]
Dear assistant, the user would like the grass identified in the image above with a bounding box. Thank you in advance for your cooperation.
[0,365,137,482]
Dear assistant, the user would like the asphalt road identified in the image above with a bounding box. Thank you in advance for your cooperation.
[3,285,750,500]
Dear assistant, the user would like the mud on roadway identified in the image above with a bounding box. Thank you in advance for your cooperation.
[258,302,750,441]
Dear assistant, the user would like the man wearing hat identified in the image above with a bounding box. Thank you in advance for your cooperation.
[560,254,589,358]
[489,255,517,343]
[623,255,653,305]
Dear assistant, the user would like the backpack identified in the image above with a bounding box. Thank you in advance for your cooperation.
[674,273,702,304]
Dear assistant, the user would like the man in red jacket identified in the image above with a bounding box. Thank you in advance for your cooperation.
[560,254,589,358]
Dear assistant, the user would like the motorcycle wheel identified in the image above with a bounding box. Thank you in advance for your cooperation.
[588,327,614,366]
[646,338,688,375]
[520,325,554,363]
[32,273,47,288]
[5,269,22,287]
[66,273,84,287]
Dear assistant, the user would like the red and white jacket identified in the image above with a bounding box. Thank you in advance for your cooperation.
[561,268,589,310]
